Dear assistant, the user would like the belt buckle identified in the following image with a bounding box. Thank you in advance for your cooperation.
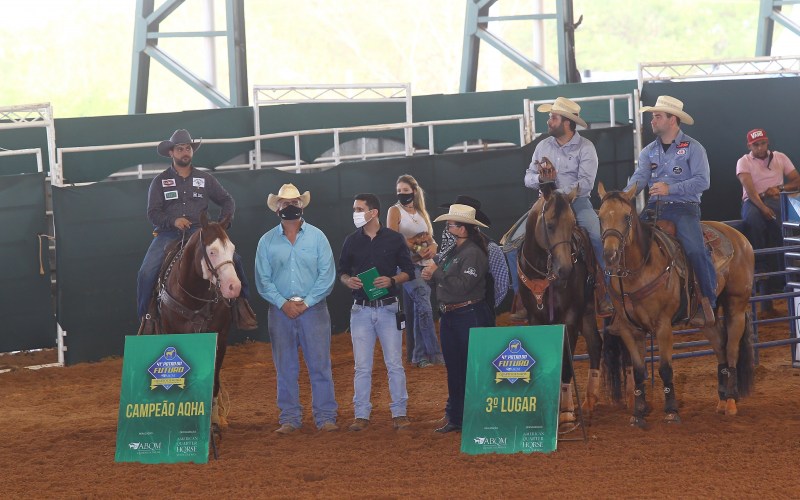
[438,303,447,314]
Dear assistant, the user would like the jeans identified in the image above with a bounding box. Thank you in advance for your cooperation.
[268,302,338,428]
[572,196,605,273]
[440,301,494,426]
[647,202,718,306]
[136,229,249,318]
[350,301,408,419]
[742,198,783,274]
[506,247,520,294]
[403,267,443,364]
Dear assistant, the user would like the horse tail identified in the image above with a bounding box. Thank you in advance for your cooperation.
[736,311,756,397]
[602,327,626,404]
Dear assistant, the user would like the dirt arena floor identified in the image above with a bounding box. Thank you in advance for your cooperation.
[2,304,799,499]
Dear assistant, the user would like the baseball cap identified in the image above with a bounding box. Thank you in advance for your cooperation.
[746,129,768,145]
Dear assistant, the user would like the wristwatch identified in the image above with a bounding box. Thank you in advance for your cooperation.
[778,184,785,192]
[288,296,304,302]
[390,277,396,287]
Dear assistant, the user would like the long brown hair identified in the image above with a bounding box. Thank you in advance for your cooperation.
[396,174,432,234]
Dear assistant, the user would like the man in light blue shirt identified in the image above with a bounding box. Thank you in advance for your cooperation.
[255,183,338,434]
[524,97,612,316]
[625,95,716,327]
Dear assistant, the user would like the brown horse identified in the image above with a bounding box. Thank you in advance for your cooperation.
[517,185,604,426]
[156,212,240,430]
[597,184,755,427]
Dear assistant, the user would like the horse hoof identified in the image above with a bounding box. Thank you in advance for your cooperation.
[559,411,577,424]
[629,416,647,429]
[716,399,727,414]
[725,399,738,416]
[663,412,681,424]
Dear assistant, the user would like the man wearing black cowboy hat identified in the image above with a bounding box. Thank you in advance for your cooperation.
[136,129,257,333]
[437,195,510,309]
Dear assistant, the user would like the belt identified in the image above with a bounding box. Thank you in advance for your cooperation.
[354,296,397,308]
[654,201,698,205]
[439,299,482,314]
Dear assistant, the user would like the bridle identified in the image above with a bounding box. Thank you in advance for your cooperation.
[173,228,234,305]
[526,194,576,280]
[599,200,654,278]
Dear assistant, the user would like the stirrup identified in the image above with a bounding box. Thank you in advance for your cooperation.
[235,298,258,330]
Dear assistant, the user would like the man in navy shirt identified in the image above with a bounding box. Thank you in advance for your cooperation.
[137,129,257,333]
[338,193,415,431]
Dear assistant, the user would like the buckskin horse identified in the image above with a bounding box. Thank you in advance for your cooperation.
[517,183,604,427]
[152,212,240,435]
[597,184,755,427]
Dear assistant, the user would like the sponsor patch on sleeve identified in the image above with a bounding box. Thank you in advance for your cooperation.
[192,178,205,188]
[677,141,690,148]
[164,190,178,200]
[162,178,176,187]
[464,267,478,277]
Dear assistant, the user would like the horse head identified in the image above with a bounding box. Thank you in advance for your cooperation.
[198,211,241,299]
[533,188,578,281]
[597,183,638,274]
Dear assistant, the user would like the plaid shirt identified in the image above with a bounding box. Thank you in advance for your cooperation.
[439,229,510,307]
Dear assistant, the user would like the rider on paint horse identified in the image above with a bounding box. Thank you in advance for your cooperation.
[136,129,257,334]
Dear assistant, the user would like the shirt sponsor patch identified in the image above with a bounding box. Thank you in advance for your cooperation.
[162,178,176,187]
[464,267,478,277]
[678,141,690,148]
[192,192,203,198]
[677,149,686,155]
[192,178,205,188]
[672,166,683,175]
[164,190,178,200]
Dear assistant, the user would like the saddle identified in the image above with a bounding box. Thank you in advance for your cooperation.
[649,221,733,325]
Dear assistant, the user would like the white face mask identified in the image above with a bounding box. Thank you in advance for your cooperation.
[353,211,370,228]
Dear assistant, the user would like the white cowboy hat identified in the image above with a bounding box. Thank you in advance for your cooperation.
[267,183,311,212]
[537,97,587,128]
[433,203,489,228]
[640,95,694,125]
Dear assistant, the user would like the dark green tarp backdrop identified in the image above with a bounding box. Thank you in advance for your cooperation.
[52,125,633,365]
[0,173,55,351]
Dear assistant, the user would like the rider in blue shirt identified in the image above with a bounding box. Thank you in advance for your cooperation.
[625,96,717,327]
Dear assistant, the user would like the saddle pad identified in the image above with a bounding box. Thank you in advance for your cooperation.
[652,223,734,277]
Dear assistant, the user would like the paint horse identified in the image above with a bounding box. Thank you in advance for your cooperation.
[517,183,604,427]
[598,184,755,427]
[154,212,240,434]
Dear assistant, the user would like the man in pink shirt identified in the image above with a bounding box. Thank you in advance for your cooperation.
[736,128,800,286]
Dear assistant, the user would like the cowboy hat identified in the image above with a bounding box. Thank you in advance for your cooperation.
[640,95,694,125]
[267,183,311,212]
[433,203,488,228]
[537,97,587,128]
[157,129,202,157]
[438,195,492,226]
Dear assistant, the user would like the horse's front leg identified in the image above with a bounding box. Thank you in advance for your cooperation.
[655,324,680,423]
[618,328,650,428]
[559,322,578,425]
[580,312,602,418]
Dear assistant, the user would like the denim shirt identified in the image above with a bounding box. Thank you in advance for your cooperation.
[147,165,235,233]
[254,221,336,309]
[524,132,598,198]
[627,130,710,203]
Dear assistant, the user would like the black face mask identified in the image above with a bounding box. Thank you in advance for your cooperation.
[278,205,303,220]
[397,193,415,206]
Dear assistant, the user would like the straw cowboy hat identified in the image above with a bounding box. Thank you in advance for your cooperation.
[537,97,587,128]
[433,204,489,228]
[640,95,694,125]
[157,129,201,157]
[438,195,492,226]
[267,183,311,212]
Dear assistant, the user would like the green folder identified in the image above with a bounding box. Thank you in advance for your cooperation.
[357,267,389,300]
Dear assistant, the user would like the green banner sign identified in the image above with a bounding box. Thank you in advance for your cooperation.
[461,325,564,455]
[115,333,217,464]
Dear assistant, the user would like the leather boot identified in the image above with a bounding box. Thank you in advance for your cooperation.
[594,271,614,318]
[137,313,159,335]
[234,298,258,330]
[689,297,716,328]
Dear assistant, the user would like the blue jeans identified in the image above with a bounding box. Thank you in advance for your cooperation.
[440,301,494,426]
[647,202,718,306]
[350,301,408,419]
[572,196,605,273]
[742,197,783,274]
[403,267,443,364]
[506,247,520,294]
[268,302,338,428]
[136,229,249,318]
